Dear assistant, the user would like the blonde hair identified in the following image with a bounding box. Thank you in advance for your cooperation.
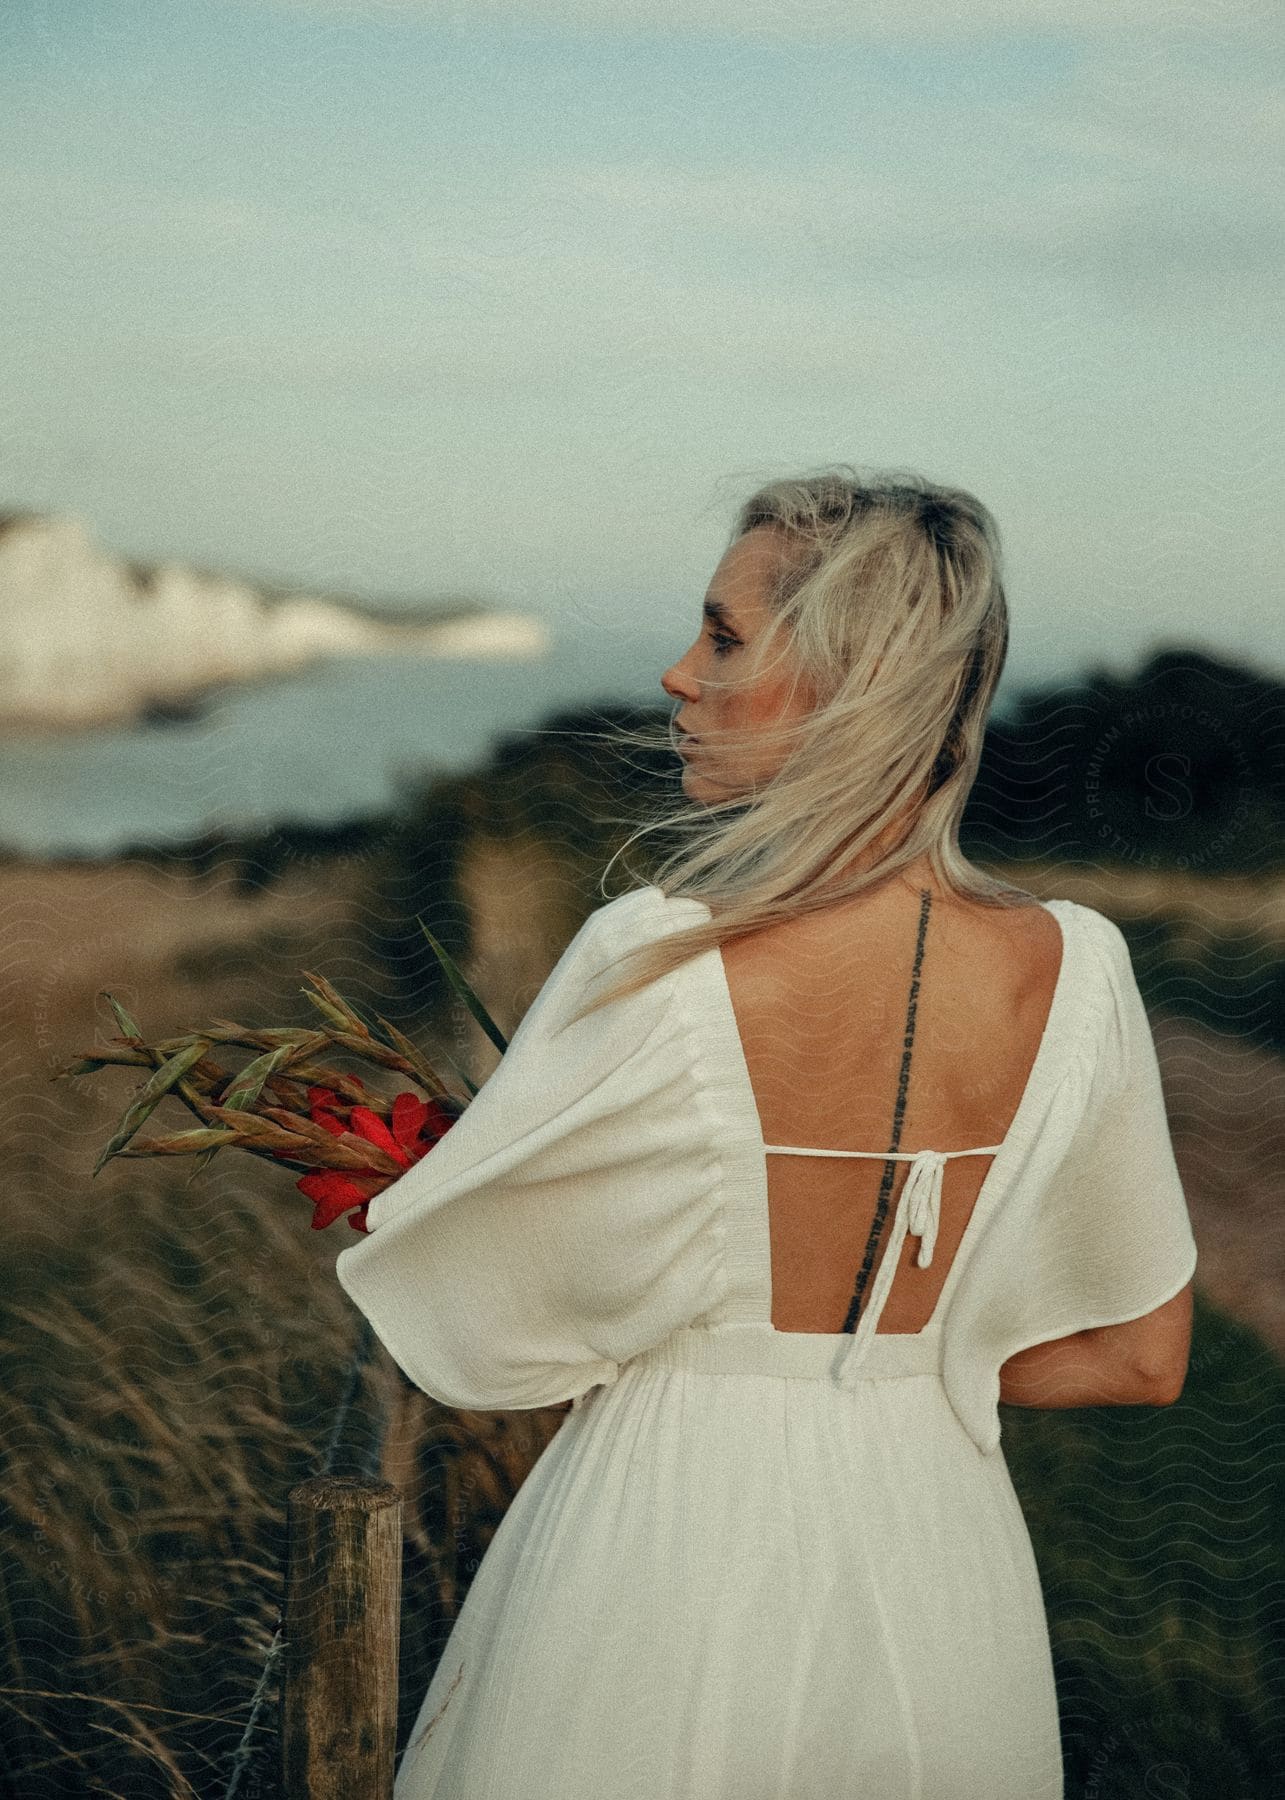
[567,463,1029,1025]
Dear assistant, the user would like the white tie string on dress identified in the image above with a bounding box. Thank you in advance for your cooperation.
[760,1142,1003,1391]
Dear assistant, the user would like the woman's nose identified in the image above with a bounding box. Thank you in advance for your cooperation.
[661,661,698,701]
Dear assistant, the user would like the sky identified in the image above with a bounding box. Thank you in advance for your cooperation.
[1,0,1280,690]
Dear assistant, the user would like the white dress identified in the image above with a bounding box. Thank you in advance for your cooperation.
[336,884,1198,1800]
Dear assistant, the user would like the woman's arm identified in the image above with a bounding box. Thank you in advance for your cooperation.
[999,1283,1193,1411]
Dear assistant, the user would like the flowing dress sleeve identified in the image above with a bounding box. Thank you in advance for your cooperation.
[334,889,727,1410]
[941,906,1199,1456]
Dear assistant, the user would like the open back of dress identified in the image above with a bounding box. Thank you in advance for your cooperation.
[724,886,1061,1374]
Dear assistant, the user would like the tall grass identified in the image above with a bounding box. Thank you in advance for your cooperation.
[1,1164,566,1797]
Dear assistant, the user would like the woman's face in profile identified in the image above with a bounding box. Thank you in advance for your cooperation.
[660,525,816,805]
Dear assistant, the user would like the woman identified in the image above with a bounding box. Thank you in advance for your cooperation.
[337,467,1197,1798]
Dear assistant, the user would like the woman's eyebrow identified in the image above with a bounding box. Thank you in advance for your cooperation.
[703,598,738,629]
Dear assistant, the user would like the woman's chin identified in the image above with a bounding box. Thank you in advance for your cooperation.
[680,760,738,807]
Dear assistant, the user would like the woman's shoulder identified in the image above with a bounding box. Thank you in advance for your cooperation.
[972,884,1130,964]
[547,886,684,1013]
[1026,898,1149,1097]
[586,883,703,945]
[930,889,1134,1050]
[589,884,667,927]
[1036,892,1133,971]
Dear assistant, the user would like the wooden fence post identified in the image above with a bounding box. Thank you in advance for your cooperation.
[281,1476,402,1799]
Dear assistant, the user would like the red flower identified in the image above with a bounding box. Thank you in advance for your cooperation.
[297,1168,384,1232]
[293,1086,459,1231]
[304,1085,347,1137]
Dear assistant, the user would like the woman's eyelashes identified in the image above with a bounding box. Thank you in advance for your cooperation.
[708,628,739,657]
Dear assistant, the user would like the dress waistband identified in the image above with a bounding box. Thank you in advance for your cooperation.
[621,1320,943,1383]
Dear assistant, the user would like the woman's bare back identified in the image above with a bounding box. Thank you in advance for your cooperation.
[716,877,1065,1335]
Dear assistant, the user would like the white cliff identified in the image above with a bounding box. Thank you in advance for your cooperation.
[0,511,549,732]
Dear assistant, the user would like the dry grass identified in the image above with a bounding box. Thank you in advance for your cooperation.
[1,850,568,1796]
[1,1166,564,1796]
